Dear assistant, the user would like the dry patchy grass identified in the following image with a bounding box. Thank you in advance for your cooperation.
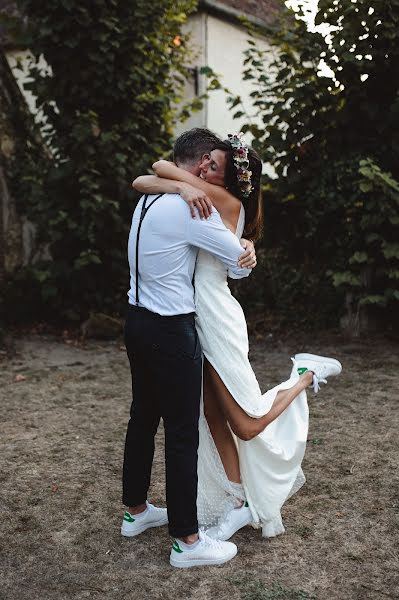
[0,334,398,600]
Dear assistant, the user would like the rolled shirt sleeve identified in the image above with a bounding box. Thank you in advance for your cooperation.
[186,208,251,279]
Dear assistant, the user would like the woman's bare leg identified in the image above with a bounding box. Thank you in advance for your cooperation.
[203,361,241,483]
[205,361,313,441]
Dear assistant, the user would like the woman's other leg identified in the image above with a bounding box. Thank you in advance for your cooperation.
[203,360,241,483]
[205,361,313,441]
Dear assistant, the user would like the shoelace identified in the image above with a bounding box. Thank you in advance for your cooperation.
[199,529,224,549]
[312,372,327,394]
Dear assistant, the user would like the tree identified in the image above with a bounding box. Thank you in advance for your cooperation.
[232,0,399,331]
[5,0,197,322]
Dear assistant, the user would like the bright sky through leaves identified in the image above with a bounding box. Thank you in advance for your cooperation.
[285,0,330,33]
[285,0,318,24]
[285,0,334,77]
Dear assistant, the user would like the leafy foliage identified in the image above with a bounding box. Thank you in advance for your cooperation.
[331,159,399,310]
[227,0,399,330]
[5,0,197,321]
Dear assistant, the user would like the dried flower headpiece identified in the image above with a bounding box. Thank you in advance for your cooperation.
[228,132,254,199]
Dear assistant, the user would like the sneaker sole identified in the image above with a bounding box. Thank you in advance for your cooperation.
[294,353,342,374]
[170,546,238,569]
[121,516,168,537]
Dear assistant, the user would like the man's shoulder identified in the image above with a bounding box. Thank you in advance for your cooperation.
[134,193,184,211]
[163,193,185,204]
[139,192,185,207]
[149,193,188,214]
[141,192,182,200]
[136,193,189,227]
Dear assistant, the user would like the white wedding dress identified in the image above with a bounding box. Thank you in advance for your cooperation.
[195,205,309,537]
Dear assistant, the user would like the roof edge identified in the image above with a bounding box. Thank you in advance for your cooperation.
[198,0,275,34]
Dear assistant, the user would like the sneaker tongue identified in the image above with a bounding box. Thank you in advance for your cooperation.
[206,536,221,549]
[202,531,220,548]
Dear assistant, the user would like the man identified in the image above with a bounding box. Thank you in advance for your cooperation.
[121,128,255,568]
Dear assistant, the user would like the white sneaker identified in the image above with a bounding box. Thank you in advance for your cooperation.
[206,503,252,541]
[170,530,237,568]
[293,353,342,393]
[121,502,168,537]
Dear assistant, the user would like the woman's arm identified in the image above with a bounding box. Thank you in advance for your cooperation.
[152,160,241,229]
[133,175,213,219]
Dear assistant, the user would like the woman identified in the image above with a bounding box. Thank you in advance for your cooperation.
[133,133,342,539]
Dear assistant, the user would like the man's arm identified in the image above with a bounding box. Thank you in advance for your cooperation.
[187,208,252,279]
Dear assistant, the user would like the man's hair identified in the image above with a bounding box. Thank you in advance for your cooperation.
[173,128,221,165]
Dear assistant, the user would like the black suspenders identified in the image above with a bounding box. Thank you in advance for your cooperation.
[135,193,164,305]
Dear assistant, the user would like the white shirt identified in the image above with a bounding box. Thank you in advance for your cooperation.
[127,193,251,316]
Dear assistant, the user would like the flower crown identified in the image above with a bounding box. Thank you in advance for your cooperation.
[228,132,254,199]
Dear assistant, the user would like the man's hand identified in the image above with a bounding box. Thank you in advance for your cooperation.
[180,183,213,219]
[238,239,257,269]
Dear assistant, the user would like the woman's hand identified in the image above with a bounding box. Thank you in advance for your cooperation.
[180,183,213,219]
[238,239,257,269]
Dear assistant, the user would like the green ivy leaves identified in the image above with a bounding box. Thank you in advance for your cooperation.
[224,0,399,329]
[6,0,198,321]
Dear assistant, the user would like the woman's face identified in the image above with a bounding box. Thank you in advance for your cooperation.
[199,149,226,186]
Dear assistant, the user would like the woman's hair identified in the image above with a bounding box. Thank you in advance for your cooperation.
[212,140,263,241]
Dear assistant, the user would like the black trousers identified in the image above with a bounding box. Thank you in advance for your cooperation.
[122,304,202,538]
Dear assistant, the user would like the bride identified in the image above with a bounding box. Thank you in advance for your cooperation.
[133,131,342,540]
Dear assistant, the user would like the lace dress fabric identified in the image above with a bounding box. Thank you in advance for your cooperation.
[195,205,309,537]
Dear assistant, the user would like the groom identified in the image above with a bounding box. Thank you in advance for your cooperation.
[121,128,255,568]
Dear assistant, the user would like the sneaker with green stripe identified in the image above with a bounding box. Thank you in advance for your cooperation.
[121,502,168,537]
[293,353,342,393]
[170,530,237,568]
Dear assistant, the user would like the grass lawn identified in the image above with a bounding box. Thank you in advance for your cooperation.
[1,333,398,600]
